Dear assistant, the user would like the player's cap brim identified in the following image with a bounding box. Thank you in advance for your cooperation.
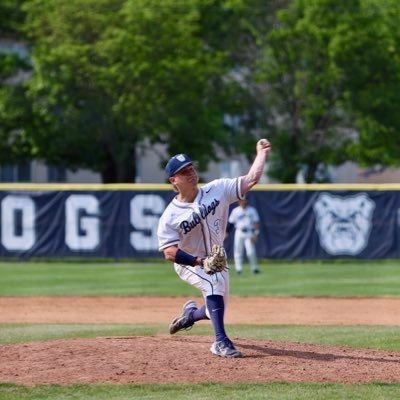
[172,161,192,176]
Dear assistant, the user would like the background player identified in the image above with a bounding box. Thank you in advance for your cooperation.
[157,138,271,358]
[227,197,261,274]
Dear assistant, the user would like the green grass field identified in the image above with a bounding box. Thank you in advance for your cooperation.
[1,260,400,400]
[1,382,400,400]
[1,259,399,297]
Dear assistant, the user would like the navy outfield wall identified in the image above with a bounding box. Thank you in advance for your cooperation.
[0,183,398,259]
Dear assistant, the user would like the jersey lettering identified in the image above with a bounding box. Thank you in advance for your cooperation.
[180,198,220,234]
[200,198,220,217]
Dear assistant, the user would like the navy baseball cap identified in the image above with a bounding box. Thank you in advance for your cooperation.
[165,154,193,178]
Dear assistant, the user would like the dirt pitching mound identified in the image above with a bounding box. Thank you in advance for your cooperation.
[1,335,400,385]
[2,296,400,385]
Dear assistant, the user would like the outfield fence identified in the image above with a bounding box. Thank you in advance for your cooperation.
[0,183,399,259]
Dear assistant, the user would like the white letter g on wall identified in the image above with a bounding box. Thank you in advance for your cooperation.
[65,195,100,250]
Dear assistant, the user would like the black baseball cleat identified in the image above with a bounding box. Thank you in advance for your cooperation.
[253,269,261,274]
[169,300,198,334]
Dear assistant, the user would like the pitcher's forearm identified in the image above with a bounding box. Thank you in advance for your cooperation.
[242,153,267,191]
[241,139,271,195]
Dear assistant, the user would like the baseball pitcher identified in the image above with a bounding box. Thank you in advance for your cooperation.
[157,139,271,358]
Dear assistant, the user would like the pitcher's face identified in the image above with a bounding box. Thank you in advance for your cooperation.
[169,164,199,188]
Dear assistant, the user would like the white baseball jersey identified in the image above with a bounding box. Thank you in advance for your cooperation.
[158,177,243,300]
[158,177,243,256]
[228,205,260,238]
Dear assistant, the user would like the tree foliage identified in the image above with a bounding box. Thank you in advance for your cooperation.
[0,0,34,165]
[255,0,400,182]
[3,0,400,182]
[328,0,400,167]
[254,0,353,182]
[23,0,252,182]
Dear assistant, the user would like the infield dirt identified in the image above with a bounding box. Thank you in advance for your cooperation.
[1,296,400,385]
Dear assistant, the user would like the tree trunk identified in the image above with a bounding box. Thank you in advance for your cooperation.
[305,163,317,183]
[100,145,137,183]
[101,157,117,183]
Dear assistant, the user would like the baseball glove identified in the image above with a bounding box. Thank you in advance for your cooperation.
[201,244,227,275]
[251,229,260,244]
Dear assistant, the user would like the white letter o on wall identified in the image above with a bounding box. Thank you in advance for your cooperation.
[1,195,36,251]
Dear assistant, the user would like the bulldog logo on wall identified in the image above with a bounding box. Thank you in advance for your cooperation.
[313,193,375,255]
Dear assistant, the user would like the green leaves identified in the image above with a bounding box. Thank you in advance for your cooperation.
[0,1,35,165]
[255,0,400,182]
[2,0,400,182]
[328,0,400,166]
[22,0,247,181]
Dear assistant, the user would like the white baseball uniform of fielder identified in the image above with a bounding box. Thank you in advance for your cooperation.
[228,203,260,273]
[158,177,243,308]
